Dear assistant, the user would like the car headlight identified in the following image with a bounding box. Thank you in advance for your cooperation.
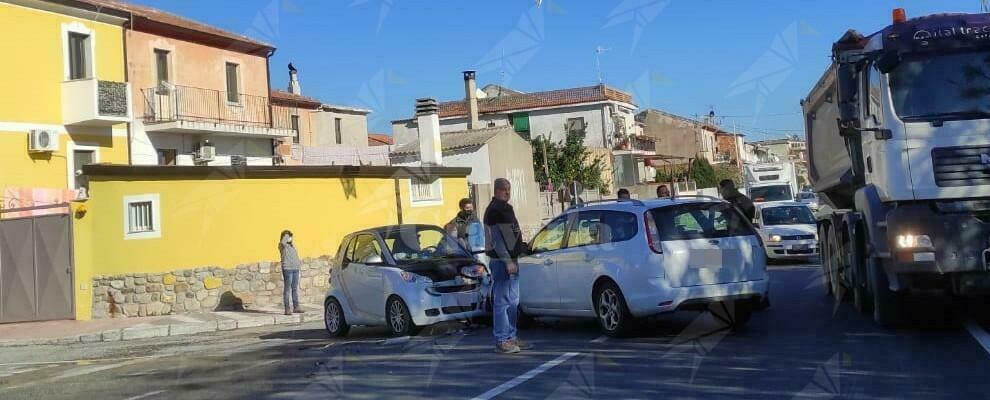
[896,234,932,249]
[400,271,431,283]
[459,264,487,279]
[768,234,782,242]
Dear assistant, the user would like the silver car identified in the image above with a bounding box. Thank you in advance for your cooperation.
[323,224,490,337]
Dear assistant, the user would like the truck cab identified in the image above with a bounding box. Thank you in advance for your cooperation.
[803,10,990,326]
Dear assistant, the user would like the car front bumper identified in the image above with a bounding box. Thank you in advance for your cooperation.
[764,239,818,259]
[404,282,489,327]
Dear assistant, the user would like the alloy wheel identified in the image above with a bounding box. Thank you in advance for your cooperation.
[598,289,620,331]
[389,300,407,334]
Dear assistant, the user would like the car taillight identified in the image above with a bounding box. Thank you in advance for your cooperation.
[644,211,663,254]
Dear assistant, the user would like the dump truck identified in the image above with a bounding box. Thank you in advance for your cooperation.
[802,9,990,326]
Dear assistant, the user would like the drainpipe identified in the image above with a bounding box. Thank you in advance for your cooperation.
[265,48,276,163]
[123,15,133,165]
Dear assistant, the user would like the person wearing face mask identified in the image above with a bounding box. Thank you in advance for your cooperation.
[446,198,478,249]
[278,230,303,315]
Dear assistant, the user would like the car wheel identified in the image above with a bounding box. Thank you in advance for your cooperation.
[594,281,633,337]
[324,297,349,338]
[386,296,420,337]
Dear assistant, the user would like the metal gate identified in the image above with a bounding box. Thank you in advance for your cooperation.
[0,212,74,323]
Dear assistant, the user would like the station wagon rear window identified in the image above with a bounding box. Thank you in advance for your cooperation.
[651,203,753,241]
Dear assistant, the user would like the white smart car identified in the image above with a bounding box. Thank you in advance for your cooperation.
[323,224,490,337]
[517,197,769,336]
[753,202,818,261]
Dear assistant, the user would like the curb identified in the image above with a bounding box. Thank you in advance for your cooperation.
[0,312,322,348]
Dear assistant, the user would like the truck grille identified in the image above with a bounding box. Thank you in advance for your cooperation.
[932,146,990,187]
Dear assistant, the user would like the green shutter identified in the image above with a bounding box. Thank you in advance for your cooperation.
[512,113,530,134]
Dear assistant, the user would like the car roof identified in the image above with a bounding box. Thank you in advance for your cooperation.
[756,201,807,209]
[351,224,445,237]
[564,196,726,214]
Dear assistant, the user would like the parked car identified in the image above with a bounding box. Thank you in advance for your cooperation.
[753,202,818,261]
[795,192,820,211]
[517,197,769,336]
[323,224,490,337]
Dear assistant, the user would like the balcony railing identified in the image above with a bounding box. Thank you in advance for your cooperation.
[141,85,294,132]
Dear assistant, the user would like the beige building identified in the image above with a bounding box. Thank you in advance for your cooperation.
[636,109,716,162]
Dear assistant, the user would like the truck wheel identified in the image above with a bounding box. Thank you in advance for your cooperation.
[850,228,873,315]
[868,258,901,327]
[827,228,845,299]
[820,225,833,297]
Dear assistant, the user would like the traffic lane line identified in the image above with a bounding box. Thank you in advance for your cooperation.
[121,389,167,400]
[470,352,581,400]
[965,320,990,356]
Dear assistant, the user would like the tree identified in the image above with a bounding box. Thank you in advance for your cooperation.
[533,123,607,193]
[690,157,718,188]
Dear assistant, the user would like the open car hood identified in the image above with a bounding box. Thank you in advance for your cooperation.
[396,257,478,282]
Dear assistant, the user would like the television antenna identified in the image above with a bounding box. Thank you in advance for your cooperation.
[595,46,610,84]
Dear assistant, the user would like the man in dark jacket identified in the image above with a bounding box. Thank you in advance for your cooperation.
[719,179,756,221]
[446,198,477,248]
[484,178,529,354]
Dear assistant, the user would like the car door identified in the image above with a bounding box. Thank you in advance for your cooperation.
[655,203,753,287]
[340,234,386,321]
[517,214,570,311]
[556,210,638,312]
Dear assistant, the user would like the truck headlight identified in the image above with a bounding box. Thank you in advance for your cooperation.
[896,234,932,249]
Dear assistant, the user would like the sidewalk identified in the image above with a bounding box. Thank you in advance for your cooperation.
[0,304,324,347]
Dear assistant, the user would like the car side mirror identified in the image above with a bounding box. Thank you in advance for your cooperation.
[362,254,383,265]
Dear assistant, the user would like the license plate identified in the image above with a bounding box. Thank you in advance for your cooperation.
[791,244,808,250]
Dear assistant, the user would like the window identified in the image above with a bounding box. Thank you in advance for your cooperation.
[154,49,170,86]
[123,194,161,240]
[225,62,240,103]
[511,113,530,136]
[530,215,569,253]
[157,149,177,166]
[68,32,90,80]
[410,177,443,205]
[335,117,343,144]
[72,149,95,190]
[567,211,638,248]
[761,206,816,226]
[867,63,883,124]
[291,115,300,144]
[650,203,752,241]
[566,117,585,133]
[351,235,383,264]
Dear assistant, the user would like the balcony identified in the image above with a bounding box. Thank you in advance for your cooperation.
[141,85,295,138]
[614,135,657,154]
[62,78,132,126]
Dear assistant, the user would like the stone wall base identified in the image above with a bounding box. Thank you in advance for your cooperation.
[91,257,331,318]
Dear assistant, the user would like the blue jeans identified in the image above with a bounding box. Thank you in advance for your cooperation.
[490,259,519,344]
[282,269,300,310]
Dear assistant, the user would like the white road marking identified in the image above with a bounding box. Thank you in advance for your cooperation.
[964,320,990,356]
[470,352,580,400]
[0,355,158,367]
[224,359,280,375]
[591,335,609,343]
[122,390,167,400]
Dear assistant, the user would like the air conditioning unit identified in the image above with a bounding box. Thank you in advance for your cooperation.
[195,140,215,162]
[28,129,59,152]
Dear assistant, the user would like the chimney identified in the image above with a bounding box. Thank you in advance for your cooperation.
[415,98,442,165]
[288,63,301,95]
[463,70,479,130]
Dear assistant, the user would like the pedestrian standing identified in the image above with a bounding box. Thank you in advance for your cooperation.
[719,179,756,221]
[484,178,532,354]
[446,198,478,248]
[656,184,671,198]
[278,230,303,315]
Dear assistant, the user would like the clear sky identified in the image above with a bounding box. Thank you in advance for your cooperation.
[131,0,976,140]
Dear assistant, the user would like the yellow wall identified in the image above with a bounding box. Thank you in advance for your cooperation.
[0,3,128,198]
[72,175,468,319]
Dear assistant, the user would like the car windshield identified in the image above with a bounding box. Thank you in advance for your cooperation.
[749,185,793,202]
[761,206,815,226]
[798,192,817,201]
[890,50,990,121]
[381,226,470,262]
